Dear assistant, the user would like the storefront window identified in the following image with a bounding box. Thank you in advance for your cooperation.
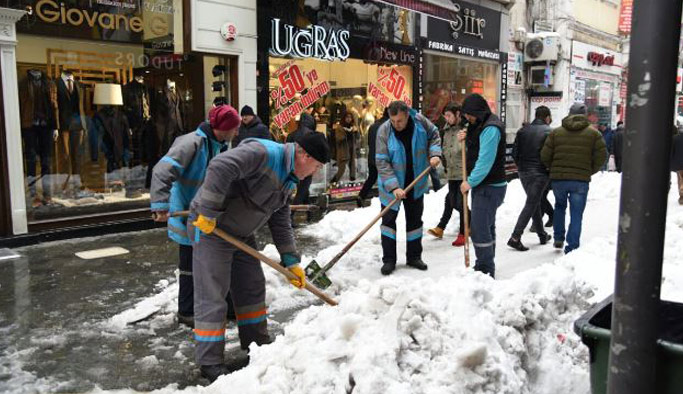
[578,78,613,126]
[14,0,194,223]
[268,57,413,190]
[423,53,500,124]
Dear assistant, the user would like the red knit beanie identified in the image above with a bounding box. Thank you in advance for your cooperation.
[209,105,241,131]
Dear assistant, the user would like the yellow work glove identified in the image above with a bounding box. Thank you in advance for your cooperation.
[288,265,306,289]
[193,214,216,234]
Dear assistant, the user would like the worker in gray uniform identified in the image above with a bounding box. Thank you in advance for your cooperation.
[188,132,330,382]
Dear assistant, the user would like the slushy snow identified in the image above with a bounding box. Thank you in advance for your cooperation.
[24,173,683,393]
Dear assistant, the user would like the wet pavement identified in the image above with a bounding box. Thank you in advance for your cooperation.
[0,226,331,392]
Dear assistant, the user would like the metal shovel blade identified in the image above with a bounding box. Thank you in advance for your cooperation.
[304,260,332,289]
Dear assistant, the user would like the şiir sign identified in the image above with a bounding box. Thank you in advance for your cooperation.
[18,0,172,45]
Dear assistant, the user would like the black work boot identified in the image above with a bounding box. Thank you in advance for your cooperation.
[177,313,194,329]
[407,259,428,271]
[507,238,529,251]
[538,233,552,245]
[545,217,553,227]
[553,240,564,249]
[381,261,396,275]
[200,364,231,383]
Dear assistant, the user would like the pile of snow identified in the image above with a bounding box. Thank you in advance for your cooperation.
[101,172,683,393]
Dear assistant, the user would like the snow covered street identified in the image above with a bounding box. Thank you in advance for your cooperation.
[3,173,683,393]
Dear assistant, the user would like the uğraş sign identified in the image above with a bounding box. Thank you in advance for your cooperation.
[270,18,350,61]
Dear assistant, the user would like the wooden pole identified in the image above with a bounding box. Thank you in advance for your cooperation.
[461,140,470,268]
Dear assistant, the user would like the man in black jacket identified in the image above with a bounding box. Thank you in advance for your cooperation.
[233,105,272,146]
[612,121,624,173]
[357,108,389,206]
[507,106,553,251]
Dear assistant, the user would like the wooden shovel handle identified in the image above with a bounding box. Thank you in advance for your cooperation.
[461,140,470,268]
[212,228,338,306]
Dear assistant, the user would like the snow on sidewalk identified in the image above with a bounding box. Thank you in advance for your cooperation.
[102,173,683,393]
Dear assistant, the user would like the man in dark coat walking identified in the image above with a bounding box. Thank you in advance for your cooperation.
[612,121,625,173]
[507,106,553,251]
[357,108,389,206]
[233,105,272,147]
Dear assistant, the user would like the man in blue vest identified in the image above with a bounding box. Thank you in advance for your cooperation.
[150,105,241,327]
[376,101,442,275]
[458,94,507,278]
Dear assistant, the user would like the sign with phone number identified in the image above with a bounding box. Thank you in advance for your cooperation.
[367,67,412,107]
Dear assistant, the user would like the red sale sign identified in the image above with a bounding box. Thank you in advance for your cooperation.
[270,64,330,128]
[368,66,413,107]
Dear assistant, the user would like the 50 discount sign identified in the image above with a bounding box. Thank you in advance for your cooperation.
[368,67,413,107]
[271,64,330,128]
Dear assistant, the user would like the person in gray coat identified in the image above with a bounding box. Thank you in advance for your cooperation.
[188,132,330,382]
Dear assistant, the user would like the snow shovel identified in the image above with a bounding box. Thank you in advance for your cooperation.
[211,227,338,306]
[305,166,433,289]
[164,205,316,219]
[461,140,470,268]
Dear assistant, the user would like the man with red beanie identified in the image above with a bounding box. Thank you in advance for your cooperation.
[150,104,241,328]
[189,131,330,382]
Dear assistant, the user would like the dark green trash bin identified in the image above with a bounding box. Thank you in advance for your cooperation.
[573,295,683,394]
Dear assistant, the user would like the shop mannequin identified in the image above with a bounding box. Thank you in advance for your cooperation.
[331,110,358,184]
[123,73,151,165]
[360,98,376,135]
[55,70,87,196]
[147,78,185,188]
[19,69,58,207]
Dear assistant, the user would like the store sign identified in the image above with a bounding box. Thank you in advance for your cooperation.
[587,52,615,67]
[422,2,501,55]
[17,0,174,49]
[507,52,523,88]
[363,41,416,65]
[572,41,622,76]
[618,0,633,34]
[367,66,413,107]
[270,18,350,61]
[425,40,501,62]
[448,2,487,40]
[529,92,563,128]
[271,64,331,128]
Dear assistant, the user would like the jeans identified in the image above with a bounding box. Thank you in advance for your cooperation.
[471,184,507,277]
[358,164,378,200]
[512,173,549,239]
[552,180,589,253]
[381,196,424,264]
[437,180,470,234]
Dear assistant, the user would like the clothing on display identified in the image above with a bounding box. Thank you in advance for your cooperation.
[123,76,152,166]
[19,70,57,203]
[92,106,131,173]
[55,71,87,191]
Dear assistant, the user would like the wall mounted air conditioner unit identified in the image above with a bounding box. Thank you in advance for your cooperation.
[529,65,554,87]
[524,32,560,63]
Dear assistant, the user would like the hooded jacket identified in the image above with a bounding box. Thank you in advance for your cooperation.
[234,115,272,147]
[541,114,607,182]
[150,122,227,245]
[462,94,507,187]
[512,118,551,175]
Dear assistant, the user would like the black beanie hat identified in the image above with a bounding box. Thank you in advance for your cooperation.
[297,132,331,164]
[240,105,255,117]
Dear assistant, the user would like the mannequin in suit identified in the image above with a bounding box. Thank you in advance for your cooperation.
[55,70,87,194]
